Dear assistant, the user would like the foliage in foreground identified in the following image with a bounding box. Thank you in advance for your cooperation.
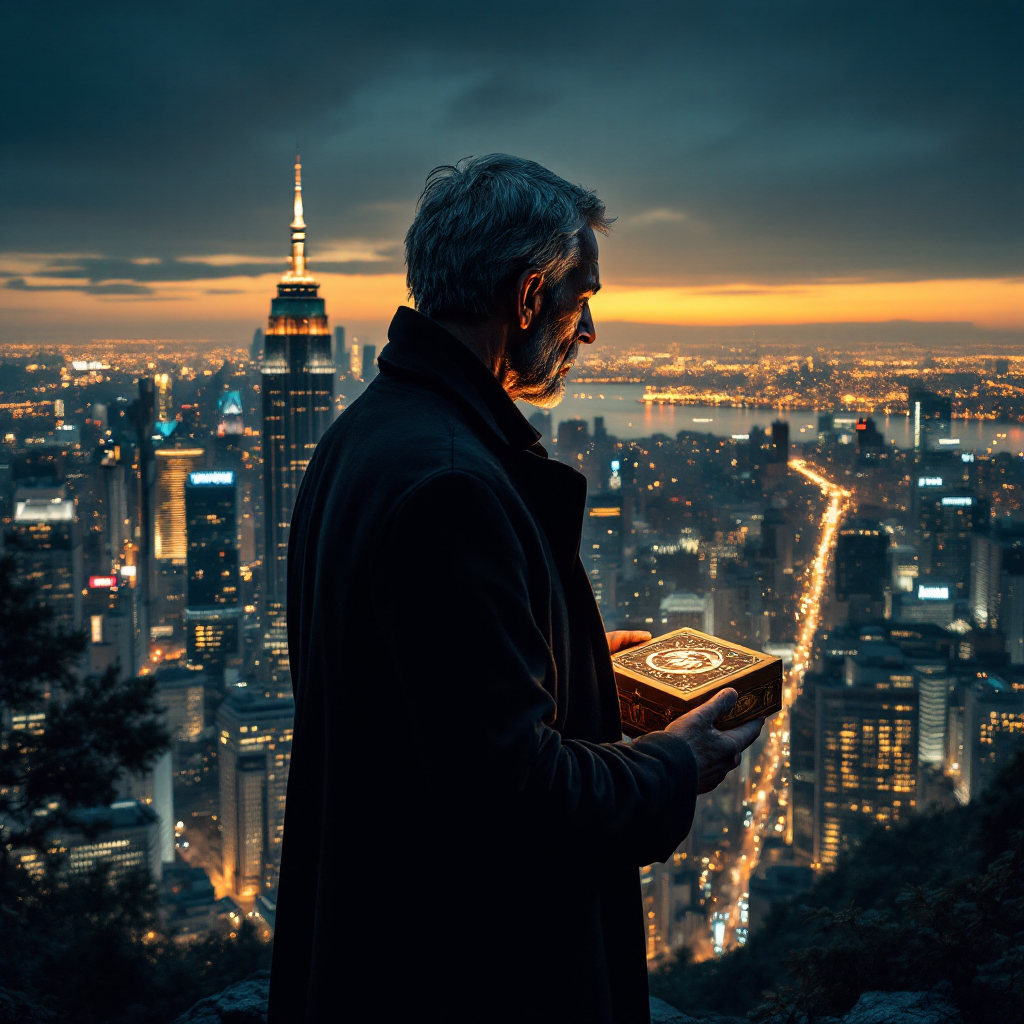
[649,752,1024,1023]
[0,867,271,1024]
[0,555,272,1021]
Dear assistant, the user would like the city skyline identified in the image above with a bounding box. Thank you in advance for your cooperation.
[1,9,1023,1020]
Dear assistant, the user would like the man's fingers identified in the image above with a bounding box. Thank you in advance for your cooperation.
[606,630,653,654]
[699,688,738,722]
[724,718,764,753]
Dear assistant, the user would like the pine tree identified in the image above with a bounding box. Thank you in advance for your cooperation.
[0,555,271,1022]
[0,553,169,874]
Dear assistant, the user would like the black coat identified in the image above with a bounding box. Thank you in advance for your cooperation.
[269,308,699,1024]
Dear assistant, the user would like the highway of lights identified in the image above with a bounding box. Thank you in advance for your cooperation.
[712,460,852,957]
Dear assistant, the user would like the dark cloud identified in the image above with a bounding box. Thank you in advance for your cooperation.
[0,0,1020,283]
[446,76,551,128]
[5,278,154,296]
[2,253,402,294]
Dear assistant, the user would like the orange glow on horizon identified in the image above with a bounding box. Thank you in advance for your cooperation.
[1,270,1021,338]
[592,276,1024,330]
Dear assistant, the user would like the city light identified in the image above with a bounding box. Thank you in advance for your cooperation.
[712,458,853,954]
[188,470,235,486]
[4,12,1019,1019]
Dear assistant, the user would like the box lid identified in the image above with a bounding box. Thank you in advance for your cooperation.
[612,627,780,702]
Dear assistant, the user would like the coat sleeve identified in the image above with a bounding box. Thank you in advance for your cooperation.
[374,468,698,866]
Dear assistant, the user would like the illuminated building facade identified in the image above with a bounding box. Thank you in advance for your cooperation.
[917,487,984,595]
[184,471,240,676]
[955,675,1024,803]
[154,372,174,424]
[56,800,162,883]
[217,390,244,436]
[10,484,82,632]
[154,448,206,562]
[216,690,294,899]
[154,665,206,743]
[582,487,624,612]
[261,155,335,603]
[814,655,919,868]
[659,590,714,634]
[911,660,951,766]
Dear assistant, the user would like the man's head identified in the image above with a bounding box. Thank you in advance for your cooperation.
[405,155,610,407]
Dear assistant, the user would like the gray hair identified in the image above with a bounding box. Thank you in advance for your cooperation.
[405,154,611,323]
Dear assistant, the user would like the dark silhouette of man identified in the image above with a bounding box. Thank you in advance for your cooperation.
[269,155,763,1024]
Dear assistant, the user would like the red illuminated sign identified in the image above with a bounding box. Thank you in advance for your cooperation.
[89,575,117,589]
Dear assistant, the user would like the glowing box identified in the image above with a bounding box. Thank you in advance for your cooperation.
[612,628,783,737]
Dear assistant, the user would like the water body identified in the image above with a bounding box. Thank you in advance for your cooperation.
[520,383,1024,455]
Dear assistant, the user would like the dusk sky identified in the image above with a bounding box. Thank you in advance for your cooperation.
[2,1,1021,347]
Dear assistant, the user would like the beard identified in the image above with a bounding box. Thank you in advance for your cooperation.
[505,304,578,409]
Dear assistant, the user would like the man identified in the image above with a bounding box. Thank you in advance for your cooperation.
[269,155,762,1023]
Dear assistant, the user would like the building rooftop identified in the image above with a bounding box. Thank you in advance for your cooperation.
[68,799,158,831]
[13,485,74,522]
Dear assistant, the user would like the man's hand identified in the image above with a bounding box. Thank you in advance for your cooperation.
[606,631,651,655]
[665,689,764,794]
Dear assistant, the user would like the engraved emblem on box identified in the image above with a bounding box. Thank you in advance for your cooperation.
[612,628,782,737]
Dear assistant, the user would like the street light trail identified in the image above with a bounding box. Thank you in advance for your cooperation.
[717,459,852,953]
[787,459,853,695]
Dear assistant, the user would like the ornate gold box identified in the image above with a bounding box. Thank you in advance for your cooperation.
[613,628,783,737]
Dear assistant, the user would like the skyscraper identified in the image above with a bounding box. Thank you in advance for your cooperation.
[216,689,294,899]
[769,420,789,464]
[154,372,174,424]
[99,443,130,565]
[261,155,335,603]
[131,377,157,654]
[10,484,83,632]
[834,519,889,623]
[813,644,919,868]
[56,800,162,883]
[184,470,240,677]
[582,487,624,613]
[360,344,377,382]
[909,390,952,451]
[154,447,206,562]
[955,676,1024,803]
[918,488,984,595]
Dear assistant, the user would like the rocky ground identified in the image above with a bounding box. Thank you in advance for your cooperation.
[173,976,963,1024]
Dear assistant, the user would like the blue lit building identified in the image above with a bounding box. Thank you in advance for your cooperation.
[184,470,240,678]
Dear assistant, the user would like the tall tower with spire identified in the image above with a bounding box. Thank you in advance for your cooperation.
[261,154,335,614]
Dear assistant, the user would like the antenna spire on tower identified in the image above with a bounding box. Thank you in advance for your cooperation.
[284,150,310,282]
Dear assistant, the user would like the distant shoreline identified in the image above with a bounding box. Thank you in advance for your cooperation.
[567,382,1024,425]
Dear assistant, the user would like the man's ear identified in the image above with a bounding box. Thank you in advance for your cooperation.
[516,269,545,330]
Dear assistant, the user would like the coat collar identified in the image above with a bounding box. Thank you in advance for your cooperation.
[378,307,543,453]
[378,307,587,583]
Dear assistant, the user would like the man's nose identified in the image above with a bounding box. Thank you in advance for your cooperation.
[578,301,596,345]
